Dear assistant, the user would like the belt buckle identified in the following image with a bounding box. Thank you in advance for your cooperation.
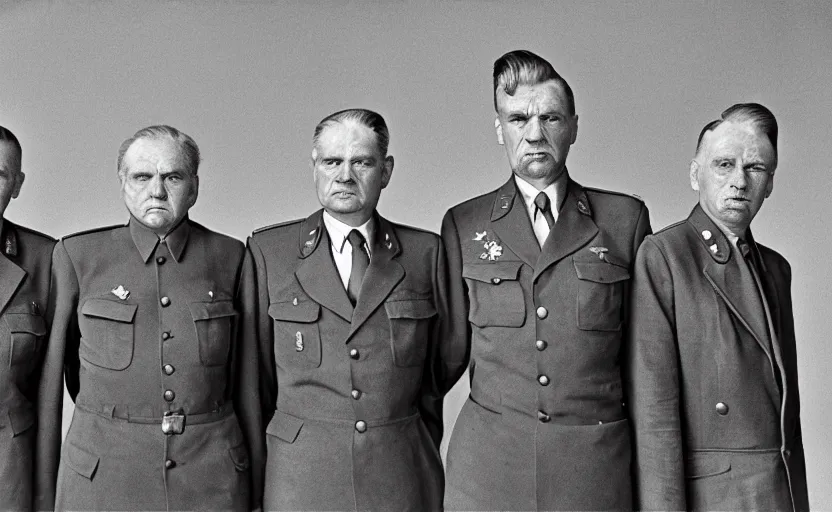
[162,409,186,435]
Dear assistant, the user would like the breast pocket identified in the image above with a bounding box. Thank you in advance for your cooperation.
[6,313,46,367]
[462,261,525,327]
[79,299,138,370]
[190,301,237,367]
[269,300,322,370]
[384,298,436,367]
[573,259,630,331]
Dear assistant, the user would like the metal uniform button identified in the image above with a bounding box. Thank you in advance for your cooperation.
[355,420,367,433]
[156,256,166,265]
[349,348,360,360]
[716,402,729,415]
[538,375,550,386]
[491,278,501,284]
[164,390,175,402]
[160,296,171,307]
[535,340,547,351]
[165,459,176,469]
[351,389,361,400]
[536,306,548,319]
[163,364,175,375]
[162,331,171,341]
[537,410,551,423]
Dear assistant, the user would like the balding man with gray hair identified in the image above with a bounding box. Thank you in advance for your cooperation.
[37,125,260,510]
[240,108,464,510]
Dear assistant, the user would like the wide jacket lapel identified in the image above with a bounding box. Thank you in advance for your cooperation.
[294,210,354,323]
[0,253,26,316]
[347,214,405,342]
[490,177,540,268]
[533,179,599,282]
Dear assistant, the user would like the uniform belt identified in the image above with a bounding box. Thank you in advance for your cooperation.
[75,402,234,427]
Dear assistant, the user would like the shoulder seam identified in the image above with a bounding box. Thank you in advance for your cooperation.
[62,223,125,240]
[653,218,687,235]
[583,186,645,203]
[253,218,303,235]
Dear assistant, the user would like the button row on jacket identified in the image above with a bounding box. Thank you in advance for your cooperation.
[355,420,367,433]
[349,348,359,360]
[163,364,175,376]
[162,331,171,340]
[164,390,175,402]
[156,256,166,265]
[535,339,547,351]
[161,296,171,307]
[536,306,548,319]
[716,402,729,415]
[538,375,550,386]
[538,410,550,423]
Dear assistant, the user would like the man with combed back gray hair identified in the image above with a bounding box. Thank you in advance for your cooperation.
[240,108,465,510]
[441,49,651,510]
[627,103,809,510]
[37,125,260,510]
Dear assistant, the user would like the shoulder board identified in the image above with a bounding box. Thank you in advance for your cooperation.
[253,218,303,235]
[389,221,437,237]
[11,223,56,242]
[63,223,125,240]
[653,218,687,235]
[583,186,645,203]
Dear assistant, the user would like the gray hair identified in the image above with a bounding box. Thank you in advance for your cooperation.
[493,50,575,115]
[312,109,390,157]
[696,103,778,167]
[0,125,22,170]
[117,125,201,177]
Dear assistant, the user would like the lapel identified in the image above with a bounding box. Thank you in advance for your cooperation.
[533,179,599,282]
[692,206,772,359]
[347,213,405,341]
[0,222,26,316]
[294,210,354,323]
[490,177,540,268]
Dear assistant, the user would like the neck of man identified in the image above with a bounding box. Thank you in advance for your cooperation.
[326,209,374,228]
[700,206,749,245]
[514,165,568,191]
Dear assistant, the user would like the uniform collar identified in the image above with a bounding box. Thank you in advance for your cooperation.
[299,209,400,259]
[129,216,191,263]
[513,173,567,221]
[322,210,375,255]
[687,204,734,264]
[1,218,18,257]
[491,170,591,222]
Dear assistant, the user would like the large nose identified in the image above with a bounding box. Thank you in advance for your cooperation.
[149,175,167,198]
[729,165,748,190]
[335,161,353,182]
[524,116,544,143]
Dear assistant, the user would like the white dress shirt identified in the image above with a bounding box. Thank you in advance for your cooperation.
[322,211,374,290]
[514,174,566,247]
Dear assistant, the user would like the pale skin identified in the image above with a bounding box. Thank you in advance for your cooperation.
[119,137,199,237]
[690,120,776,240]
[0,141,25,233]
[495,80,578,190]
[311,120,393,227]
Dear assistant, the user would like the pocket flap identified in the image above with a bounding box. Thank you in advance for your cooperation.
[685,453,731,480]
[5,313,46,335]
[268,301,321,323]
[384,299,437,319]
[189,300,236,321]
[65,440,100,480]
[8,406,35,436]
[463,261,523,283]
[266,410,304,443]
[81,299,137,323]
[228,442,250,471]
[573,261,630,284]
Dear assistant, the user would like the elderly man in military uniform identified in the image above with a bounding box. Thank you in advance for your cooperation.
[0,126,55,511]
[241,108,463,511]
[627,103,809,510]
[441,50,651,510]
[36,125,259,510]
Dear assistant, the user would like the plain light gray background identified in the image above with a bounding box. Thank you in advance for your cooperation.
[2,0,830,506]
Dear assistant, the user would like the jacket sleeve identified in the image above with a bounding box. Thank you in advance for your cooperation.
[439,209,472,385]
[626,236,686,510]
[35,241,79,511]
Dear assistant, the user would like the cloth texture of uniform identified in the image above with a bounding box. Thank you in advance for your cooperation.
[36,218,260,511]
[0,220,55,511]
[441,174,651,511]
[627,204,809,511]
[241,209,466,511]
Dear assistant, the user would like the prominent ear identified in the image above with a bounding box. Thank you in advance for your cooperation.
[495,116,504,145]
[11,171,24,199]
[570,114,579,144]
[765,173,774,198]
[190,174,200,207]
[381,156,394,189]
[689,160,700,191]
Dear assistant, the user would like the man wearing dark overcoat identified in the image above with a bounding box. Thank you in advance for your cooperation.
[0,126,55,511]
[36,125,260,510]
[241,109,463,511]
[627,103,809,511]
[441,50,651,510]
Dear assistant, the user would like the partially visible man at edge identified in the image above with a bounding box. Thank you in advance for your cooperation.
[441,50,651,510]
[627,103,809,510]
[36,125,260,510]
[0,126,55,511]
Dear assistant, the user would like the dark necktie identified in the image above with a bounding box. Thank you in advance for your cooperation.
[347,230,369,305]
[534,191,556,229]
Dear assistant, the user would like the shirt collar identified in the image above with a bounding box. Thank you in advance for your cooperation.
[322,211,374,254]
[513,173,567,219]
[129,215,191,263]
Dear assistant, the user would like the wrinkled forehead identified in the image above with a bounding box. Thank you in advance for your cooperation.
[701,121,776,162]
[123,137,189,172]
[496,80,570,114]
[313,120,382,157]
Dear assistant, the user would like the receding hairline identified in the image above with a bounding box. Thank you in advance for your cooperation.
[117,125,201,177]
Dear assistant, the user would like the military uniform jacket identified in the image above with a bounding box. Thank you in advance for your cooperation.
[627,205,809,511]
[0,220,54,511]
[241,209,463,511]
[441,175,651,511]
[36,218,259,511]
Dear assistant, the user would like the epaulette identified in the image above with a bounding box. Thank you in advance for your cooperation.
[652,218,687,235]
[583,186,645,203]
[252,218,303,235]
[11,223,56,242]
[62,223,125,240]
[388,220,438,237]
